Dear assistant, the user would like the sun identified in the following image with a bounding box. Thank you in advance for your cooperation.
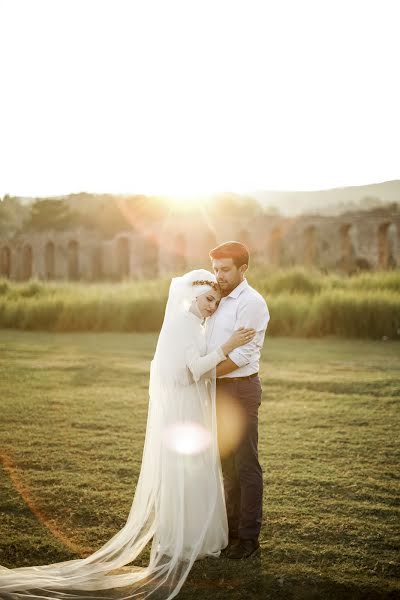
[161,194,204,213]
[156,181,221,211]
[157,181,220,202]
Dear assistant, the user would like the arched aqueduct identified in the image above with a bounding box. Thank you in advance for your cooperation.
[0,206,399,281]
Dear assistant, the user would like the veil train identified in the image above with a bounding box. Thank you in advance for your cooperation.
[0,270,228,600]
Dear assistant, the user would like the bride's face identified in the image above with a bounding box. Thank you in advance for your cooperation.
[196,288,221,318]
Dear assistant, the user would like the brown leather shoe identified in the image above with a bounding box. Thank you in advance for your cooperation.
[221,536,240,555]
[226,538,260,560]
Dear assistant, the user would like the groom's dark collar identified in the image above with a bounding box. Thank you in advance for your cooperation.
[225,278,249,299]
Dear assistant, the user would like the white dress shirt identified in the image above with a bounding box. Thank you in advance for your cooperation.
[205,279,270,378]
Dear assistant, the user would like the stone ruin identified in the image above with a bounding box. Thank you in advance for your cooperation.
[0,205,399,281]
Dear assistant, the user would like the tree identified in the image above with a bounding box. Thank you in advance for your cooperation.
[206,193,263,217]
[24,199,79,232]
[0,196,31,235]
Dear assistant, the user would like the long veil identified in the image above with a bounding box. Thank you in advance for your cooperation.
[0,270,227,600]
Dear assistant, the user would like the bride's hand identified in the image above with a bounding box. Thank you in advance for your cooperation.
[222,327,256,355]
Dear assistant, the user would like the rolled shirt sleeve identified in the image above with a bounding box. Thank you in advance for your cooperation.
[228,298,270,368]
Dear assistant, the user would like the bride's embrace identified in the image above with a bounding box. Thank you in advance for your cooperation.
[0,269,255,600]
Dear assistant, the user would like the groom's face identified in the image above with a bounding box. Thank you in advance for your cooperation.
[211,257,247,296]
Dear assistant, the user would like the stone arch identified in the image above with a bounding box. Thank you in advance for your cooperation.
[378,222,397,268]
[0,246,11,278]
[173,233,186,271]
[22,244,33,280]
[68,240,79,280]
[143,236,159,277]
[340,224,356,271]
[268,227,283,266]
[91,246,103,280]
[116,237,130,279]
[303,226,317,265]
[45,241,55,279]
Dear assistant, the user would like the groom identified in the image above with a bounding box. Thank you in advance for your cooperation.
[206,241,270,559]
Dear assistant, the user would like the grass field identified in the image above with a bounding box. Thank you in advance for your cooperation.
[0,331,399,599]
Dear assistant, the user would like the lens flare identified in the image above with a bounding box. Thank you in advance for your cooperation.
[162,422,212,455]
[216,391,248,458]
[0,451,91,555]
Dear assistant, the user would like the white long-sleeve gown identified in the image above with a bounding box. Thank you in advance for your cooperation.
[0,308,228,599]
[155,310,228,559]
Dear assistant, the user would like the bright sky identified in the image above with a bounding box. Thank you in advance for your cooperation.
[0,0,399,198]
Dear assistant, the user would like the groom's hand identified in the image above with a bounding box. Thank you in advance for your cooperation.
[216,357,240,377]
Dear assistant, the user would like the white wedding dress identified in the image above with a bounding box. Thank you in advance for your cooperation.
[0,270,228,600]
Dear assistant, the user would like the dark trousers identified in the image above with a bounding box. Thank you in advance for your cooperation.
[216,376,263,541]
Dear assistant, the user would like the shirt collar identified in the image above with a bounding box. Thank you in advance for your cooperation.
[224,278,249,299]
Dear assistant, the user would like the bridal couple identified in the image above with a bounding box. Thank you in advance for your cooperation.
[0,241,270,600]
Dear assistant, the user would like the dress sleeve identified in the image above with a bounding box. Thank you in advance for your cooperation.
[185,343,226,383]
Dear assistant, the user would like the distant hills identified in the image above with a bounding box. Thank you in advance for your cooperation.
[4,180,400,217]
[251,180,400,216]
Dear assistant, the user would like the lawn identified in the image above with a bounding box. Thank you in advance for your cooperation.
[0,331,399,599]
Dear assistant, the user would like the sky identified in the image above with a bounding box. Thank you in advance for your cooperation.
[0,0,399,199]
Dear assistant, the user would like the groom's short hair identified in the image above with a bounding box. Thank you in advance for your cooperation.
[209,241,249,268]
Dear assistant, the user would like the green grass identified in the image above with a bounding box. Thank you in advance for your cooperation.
[0,331,399,599]
[249,266,400,295]
[1,269,400,339]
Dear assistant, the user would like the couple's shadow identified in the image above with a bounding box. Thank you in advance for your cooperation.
[178,549,396,600]
[178,550,263,599]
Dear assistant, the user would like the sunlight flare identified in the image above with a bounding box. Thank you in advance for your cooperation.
[162,422,212,455]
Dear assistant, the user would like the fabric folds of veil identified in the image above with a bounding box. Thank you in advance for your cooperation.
[0,269,228,600]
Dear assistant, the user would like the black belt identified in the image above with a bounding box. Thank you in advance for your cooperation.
[217,373,259,383]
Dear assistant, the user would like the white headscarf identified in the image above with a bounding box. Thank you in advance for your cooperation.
[163,269,218,317]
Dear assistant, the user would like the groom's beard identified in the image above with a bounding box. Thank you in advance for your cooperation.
[218,284,232,297]
[218,280,241,296]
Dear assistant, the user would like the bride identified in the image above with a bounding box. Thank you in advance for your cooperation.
[0,269,255,600]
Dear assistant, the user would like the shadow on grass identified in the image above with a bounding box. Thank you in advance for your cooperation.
[179,553,397,600]
[0,555,396,600]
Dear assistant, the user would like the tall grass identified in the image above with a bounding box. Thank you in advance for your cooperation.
[261,291,400,339]
[247,266,400,295]
[0,278,170,333]
[1,269,400,339]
